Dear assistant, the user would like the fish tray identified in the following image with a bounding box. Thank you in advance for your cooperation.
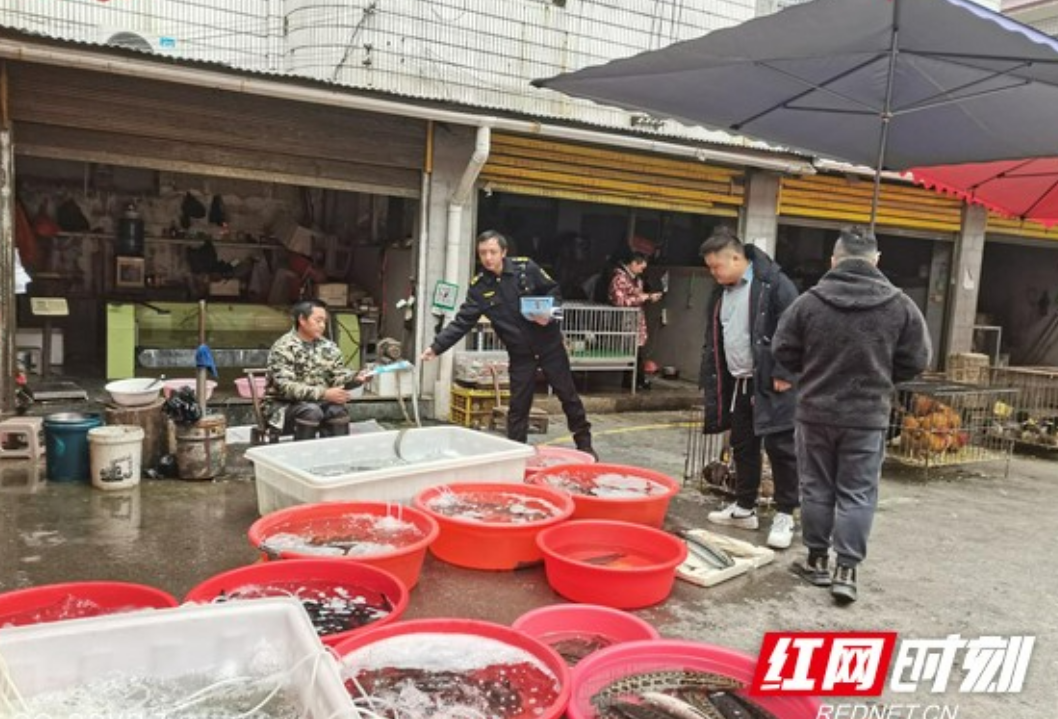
[0,598,355,717]
[246,426,534,514]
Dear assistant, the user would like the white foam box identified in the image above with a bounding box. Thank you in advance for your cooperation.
[0,598,356,718]
[246,426,534,513]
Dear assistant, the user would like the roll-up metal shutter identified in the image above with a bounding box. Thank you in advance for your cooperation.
[481,133,745,216]
[779,174,963,233]
[6,62,425,197]
[986,216,1058,243]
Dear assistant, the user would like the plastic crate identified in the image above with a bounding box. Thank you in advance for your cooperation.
[0,598,355,717]
[246,426,535,513]
[451,385,508,414]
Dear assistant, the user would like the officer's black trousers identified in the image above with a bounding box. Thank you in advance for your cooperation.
[507,343,591,449]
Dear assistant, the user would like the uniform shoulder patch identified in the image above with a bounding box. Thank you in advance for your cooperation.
[470,273,483,285]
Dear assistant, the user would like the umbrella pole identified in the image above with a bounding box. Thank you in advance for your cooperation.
[197,299,207,415]
[870,0,903,234]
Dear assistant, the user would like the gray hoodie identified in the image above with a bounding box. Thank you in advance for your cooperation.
[772,258,932,430]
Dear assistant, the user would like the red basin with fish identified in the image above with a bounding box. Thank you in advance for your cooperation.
[413,483,575,570]
[568,639,822,719]
[335,617,572,719]
[247,500,439,588]
[536,520,687,610]
[0,581,177,628]
[524,446,597,479]
[527,463,680,528]
[183,558,409,647]
[512,604,660,666]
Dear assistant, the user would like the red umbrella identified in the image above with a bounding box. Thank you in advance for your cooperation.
[910,158,1058,227]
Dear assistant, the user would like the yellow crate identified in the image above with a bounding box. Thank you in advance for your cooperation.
[450,385,509,416]
[450,405,494,430]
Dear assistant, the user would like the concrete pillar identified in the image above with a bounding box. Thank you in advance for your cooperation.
[946,203,988,361]
[418,125,478,418]
[740,170,780,257]
[0,126,15,414]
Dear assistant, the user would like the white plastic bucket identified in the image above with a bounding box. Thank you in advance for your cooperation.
[88,425,144,491]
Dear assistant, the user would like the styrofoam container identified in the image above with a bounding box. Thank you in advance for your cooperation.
[247,426,535,514]
[0,598,356,717]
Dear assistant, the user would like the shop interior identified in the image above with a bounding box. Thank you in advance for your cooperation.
[14,157,418,392]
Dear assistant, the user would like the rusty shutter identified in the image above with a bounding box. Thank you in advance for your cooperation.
[481,133,745,216]
[779,174,963,234]
[6,62,424,197]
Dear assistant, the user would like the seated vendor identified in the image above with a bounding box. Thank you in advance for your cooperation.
[265,299,370,440]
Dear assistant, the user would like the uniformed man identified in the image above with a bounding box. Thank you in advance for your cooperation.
[422,230,596,458]
[265,299,371,441]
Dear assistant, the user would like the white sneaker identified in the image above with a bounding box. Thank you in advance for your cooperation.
[707,502,759,530]
[767,512,795,549]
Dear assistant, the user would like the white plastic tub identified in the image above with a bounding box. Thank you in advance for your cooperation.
[246,426,535,514]
[0,598,356,717]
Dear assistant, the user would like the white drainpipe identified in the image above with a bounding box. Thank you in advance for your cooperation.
[434,125,491,416]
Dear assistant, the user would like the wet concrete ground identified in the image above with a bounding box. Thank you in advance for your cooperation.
[1,408,1056,718]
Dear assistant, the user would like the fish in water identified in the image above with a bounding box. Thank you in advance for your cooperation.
[706,691,780,719]
[592,670,744,711]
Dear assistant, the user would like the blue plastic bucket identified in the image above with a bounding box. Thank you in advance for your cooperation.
[44,412,103,483]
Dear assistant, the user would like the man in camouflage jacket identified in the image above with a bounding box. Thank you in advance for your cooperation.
[265,299,370,440]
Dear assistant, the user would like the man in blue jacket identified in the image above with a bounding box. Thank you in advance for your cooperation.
[773,227,931,604]
[699,227,801,550]
[423,230,595,458]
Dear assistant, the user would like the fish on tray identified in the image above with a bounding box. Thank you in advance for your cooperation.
[591,670,779,719]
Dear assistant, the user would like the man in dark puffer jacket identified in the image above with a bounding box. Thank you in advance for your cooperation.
[773,227,931,604]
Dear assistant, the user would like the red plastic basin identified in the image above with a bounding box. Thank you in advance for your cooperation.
[524,446,597,479]
[568,639,822,719]
[527,463,680,528]
[184,558,409,647]
[247,501,439,589]
[512,603,660,666]
[414,482,574,570]
[0,581,178,628]
[536,520,687,610]
[335,618,572,719]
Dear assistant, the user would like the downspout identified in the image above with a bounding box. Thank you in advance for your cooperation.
[0,63,14,415]
[434,125,491,417]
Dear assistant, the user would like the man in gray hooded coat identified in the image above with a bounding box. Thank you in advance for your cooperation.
[772,227,931,604]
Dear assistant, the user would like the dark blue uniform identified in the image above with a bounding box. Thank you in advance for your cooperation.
[431,257,592,450]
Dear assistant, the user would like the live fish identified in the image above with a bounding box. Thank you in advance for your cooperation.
[706,691,780,719]
[592,670,744,710]
[643,690,725,719]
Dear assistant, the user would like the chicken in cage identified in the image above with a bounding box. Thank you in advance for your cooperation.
[887,379,1017,476]
[987,367,1058,450]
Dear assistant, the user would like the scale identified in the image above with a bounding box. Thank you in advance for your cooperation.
[26,297,88,402]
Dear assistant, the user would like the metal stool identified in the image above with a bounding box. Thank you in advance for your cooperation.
[0,416,45,460]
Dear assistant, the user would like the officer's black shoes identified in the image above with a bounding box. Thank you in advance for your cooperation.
[293,422,319,442]
[791,552,832,587]
[831,564,858,604]
[579,446,599,462]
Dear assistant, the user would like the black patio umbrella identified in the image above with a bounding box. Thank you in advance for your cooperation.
[535,0,1058,230]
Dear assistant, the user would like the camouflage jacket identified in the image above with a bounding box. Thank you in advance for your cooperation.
[264,330,358,429]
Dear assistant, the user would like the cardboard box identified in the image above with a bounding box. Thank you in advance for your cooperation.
[318,282,349,307]
[209,279,241,297]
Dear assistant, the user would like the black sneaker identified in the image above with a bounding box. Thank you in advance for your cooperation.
[831,564,858,604]
[578,446,599,462]
[791,553,832,587]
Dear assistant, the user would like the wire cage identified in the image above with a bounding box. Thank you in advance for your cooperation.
[887,379,1018,476]
[466,302,640,386]
[683,405,737,495]
[986,366,1058,451]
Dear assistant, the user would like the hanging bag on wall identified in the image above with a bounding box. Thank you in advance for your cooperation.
[208,195,227,226]
[57,198,91,232]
